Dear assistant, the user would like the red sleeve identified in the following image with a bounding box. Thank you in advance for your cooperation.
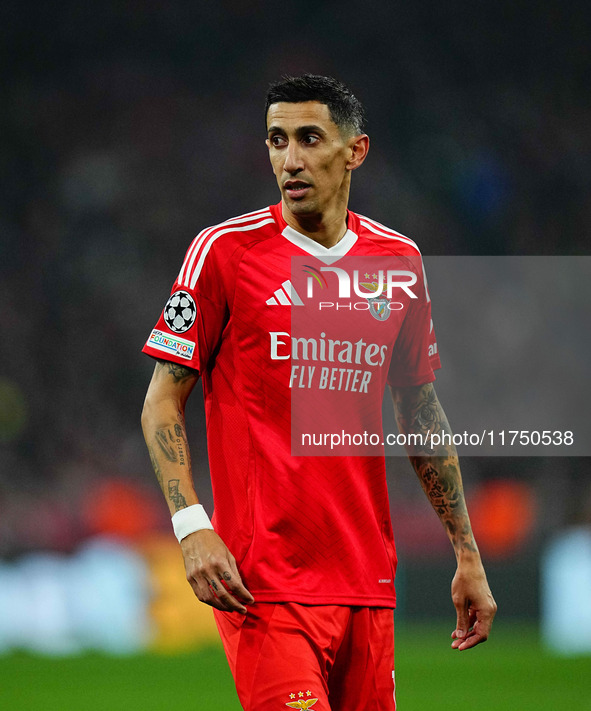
[142,243,228,374]
[387,258,441,387]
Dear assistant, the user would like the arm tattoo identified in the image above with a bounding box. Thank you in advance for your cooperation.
[410,456,478,553]
[148,445,164,491]
[155,359,197,384]
[168,479,188,512]
[155,428,177,462]
[393,383,449,456]
[393,384,478,554]
[175,411,190,468]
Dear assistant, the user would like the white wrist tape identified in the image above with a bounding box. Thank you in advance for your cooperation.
[171,504,213,543]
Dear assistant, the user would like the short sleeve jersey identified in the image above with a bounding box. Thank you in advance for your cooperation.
[143,202,440,608]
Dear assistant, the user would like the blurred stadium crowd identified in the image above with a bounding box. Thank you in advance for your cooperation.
[0,0,590,623]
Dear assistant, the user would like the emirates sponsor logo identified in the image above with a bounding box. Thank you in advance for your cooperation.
[269,331,387,366]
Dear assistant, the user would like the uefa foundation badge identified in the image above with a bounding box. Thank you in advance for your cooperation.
[147,330,195,360]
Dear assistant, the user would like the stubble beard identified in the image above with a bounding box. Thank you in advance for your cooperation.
[283,191,320,219]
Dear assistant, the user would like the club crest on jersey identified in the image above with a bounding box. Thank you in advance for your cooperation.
[163,290,197,333]
[362,281,391,321]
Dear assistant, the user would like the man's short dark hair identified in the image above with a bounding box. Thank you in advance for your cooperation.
[265,74,366,136]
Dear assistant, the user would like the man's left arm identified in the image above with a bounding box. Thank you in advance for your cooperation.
[390,382,497,650]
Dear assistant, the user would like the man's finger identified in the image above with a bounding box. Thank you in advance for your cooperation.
[455,629,488,650]
[452,616,492,650]
[228,558,256,603]
[189,574,246,613]
[187,575,228,612]
[208,577,249,613]
[453,603,470,641]
[220,568,255,605]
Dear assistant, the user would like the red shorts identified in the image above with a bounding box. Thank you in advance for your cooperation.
[214,603,395,711]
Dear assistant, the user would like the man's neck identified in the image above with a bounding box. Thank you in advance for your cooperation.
[281,202,349,249]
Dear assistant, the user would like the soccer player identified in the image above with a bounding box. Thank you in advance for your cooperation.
[141,74,496,710]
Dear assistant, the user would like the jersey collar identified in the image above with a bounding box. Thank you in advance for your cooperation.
[271,202,359,263]
[281,224,358,263]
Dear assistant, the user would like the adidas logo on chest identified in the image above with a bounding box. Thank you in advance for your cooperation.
[266,280,304,306]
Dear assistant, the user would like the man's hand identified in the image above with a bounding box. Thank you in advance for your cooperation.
[450,558,497,650]
[180,529,255,614]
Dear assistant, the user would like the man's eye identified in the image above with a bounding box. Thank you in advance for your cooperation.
[303,135,319,145]
[271,135,287,147]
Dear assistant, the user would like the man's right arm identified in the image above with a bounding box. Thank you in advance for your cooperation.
[141,359,254,613]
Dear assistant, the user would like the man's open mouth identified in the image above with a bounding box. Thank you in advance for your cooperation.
[284,181,311,199]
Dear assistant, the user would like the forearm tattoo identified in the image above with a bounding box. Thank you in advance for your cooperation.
[146,363,195,511]
[173,422,187,466]
[393,384,477,553]
[168,479,188,512]
[155,428,177,462]
[154,425,187,466]
[410,456,477,553]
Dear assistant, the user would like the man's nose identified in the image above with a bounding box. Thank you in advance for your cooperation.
[283,143,304,174]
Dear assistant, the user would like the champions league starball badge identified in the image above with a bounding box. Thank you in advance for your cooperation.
[163,291,197,333]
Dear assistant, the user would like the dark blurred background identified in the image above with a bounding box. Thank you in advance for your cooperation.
[1,0,590,640]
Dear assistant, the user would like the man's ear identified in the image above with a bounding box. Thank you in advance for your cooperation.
[346,134,370,171]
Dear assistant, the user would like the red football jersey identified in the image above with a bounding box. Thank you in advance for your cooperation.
[143,203,440,607]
